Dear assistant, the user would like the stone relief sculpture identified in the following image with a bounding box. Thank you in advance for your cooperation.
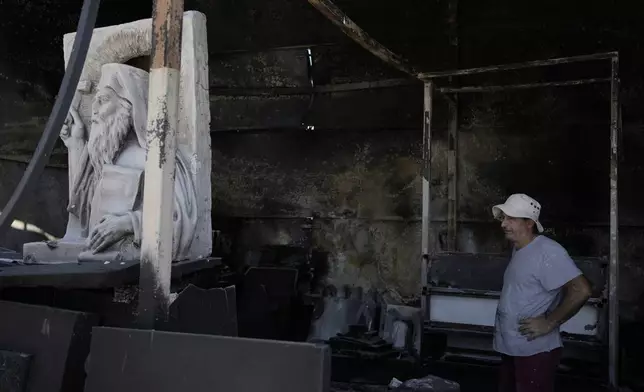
[23,11,212,263]
[69,63,198,262]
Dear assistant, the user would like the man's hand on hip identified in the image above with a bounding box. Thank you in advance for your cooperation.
[518,315,554,341]
[519,275,592,341]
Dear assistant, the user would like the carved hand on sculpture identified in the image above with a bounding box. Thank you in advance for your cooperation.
[60,106,86,148]
[87,214,133,254]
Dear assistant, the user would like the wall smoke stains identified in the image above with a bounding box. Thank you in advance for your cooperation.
[2,0,644,321]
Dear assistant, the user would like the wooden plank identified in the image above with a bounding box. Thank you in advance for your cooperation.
[138,0,184,329]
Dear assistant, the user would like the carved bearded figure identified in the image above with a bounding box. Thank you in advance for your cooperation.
[67,63,198,262]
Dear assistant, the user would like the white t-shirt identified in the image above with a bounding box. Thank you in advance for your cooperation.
[493,235,582,357]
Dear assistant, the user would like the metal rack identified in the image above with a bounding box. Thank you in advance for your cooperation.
[418,52,621,389]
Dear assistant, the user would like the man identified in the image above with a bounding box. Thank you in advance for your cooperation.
[493,194,592,392]
[67,63,198,262]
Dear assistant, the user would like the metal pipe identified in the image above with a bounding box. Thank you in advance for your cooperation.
[447,97,458,251]
[210,42,338,56]
[438,78,610,94]
[421,81,434,318]
[137,0,184,329]
[210,78,417,97]
[209,125,422,133]
[0,0,100,236]
[418,52,617,80]
[608,53,620,391]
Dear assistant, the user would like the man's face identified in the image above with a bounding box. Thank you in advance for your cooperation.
[497,212,533,242]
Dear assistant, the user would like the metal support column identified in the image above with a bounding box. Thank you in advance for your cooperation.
[447,97,458,251]
[421,81,434,317]
[446,0,459,252]
[608,54,620,391]
[137,0,184,329]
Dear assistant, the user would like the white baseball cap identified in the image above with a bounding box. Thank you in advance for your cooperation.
[492,193,544,233]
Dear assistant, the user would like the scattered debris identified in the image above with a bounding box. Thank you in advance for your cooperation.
[389,378,403,388]
[390,375,460,392]
[328,325,400,359]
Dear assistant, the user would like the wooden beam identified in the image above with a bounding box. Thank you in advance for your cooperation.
[137,0,184,329]
[307,0,416,76]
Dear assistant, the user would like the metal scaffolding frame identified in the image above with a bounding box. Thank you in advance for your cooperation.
[419,51,621,389]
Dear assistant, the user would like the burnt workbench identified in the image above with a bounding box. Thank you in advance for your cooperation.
[0,257,221,289]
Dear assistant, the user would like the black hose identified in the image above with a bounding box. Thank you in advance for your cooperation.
[0,0,101,237]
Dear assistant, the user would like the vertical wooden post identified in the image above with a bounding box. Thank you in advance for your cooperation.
[421,81,434,318]
[137,0,184,329]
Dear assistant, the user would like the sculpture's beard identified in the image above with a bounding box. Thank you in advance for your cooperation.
[87,105,132,175]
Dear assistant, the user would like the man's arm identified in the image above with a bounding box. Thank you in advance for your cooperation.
[519,274,592,340]
[545,274,592,328]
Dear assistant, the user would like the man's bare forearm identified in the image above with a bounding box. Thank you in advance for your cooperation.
[545,275,592,330]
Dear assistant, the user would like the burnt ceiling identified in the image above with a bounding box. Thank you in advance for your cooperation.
[1,0,643,98]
